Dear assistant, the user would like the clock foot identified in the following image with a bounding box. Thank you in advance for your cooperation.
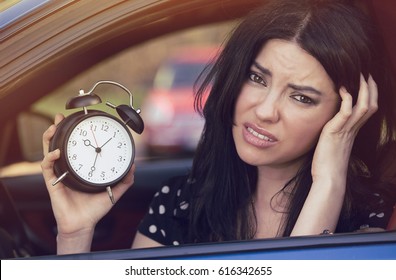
[52,171,69,186]
[106,186,115,205]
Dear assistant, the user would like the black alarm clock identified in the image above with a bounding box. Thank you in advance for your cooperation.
[49,81,144,202]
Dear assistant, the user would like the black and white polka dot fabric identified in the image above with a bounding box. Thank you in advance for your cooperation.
[138,176,396,244]
[355,191,395,230]
[138,176,191,246]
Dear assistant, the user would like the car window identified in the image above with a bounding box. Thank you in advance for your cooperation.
[0,21,235,177]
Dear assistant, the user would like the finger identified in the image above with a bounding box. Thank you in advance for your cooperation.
[41,149,61,188]
[121,164,136,185]
[42,124,57,156]
[341,74,369,131]
[346,74,378,131]
[367,74,378,113]
[42,114,65,156]
[54,113,65,126]
[323,87,352,132]
[109,164,135,204]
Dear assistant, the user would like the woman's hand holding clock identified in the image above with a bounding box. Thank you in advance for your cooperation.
[41,114,135,254]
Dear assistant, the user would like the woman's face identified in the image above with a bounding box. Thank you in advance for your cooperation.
[232,39,340,172]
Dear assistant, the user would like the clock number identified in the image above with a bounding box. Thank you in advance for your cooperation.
[90,124,97,131]
[118,156,123,162]
[101,124,109,132]
[101,171,105,178]
[117,142,123,148]
[71,140,77,146]
[111,167,115,172]
[88,171,93,178]
[79,129,88,137]
[78,164,83,171]
[71,154,77,160]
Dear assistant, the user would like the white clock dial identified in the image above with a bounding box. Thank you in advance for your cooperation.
[66,115,134,185]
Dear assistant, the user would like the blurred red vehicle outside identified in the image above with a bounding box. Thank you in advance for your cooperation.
[142,46,218,156]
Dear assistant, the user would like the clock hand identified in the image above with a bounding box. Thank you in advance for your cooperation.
[93,152,99,167]
[100,137,112,149]
[90,152,99,176]
[84,139,102,156]
[91,126,100,147]
[90,127,102,157]
[83,139,96,149]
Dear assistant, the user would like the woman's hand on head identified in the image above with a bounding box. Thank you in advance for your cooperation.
[41,113,135,237]
[292,75,378,236]
[311,74,378,184]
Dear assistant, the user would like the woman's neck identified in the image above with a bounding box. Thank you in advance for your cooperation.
[255,162,301,199]
[253,164,302,238]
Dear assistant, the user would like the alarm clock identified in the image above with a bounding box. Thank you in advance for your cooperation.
[49,81,144,200]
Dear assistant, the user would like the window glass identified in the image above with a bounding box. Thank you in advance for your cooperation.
[0,21,235,176]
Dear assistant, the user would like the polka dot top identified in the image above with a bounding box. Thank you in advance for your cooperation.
[137,176,192,246]
[137,175,396,245]
[346,190,395,231]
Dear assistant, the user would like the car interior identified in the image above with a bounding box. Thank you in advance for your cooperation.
[0,0,396,260]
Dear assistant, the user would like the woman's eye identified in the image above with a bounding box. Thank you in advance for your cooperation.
[291,95,313,104]
[248,72,267,86]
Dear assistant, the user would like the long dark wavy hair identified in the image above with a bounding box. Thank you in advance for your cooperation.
[188,0,396,242]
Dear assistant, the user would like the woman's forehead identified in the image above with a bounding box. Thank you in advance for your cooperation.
[254,39,335,89]
[256,40,316,66]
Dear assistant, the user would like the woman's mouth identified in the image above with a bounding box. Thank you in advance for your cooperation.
[247,127,275,142]
[242,125,278,148]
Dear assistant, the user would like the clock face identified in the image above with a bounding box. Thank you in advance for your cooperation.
[66,115,134,186]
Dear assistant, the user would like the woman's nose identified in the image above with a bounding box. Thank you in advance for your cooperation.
[255,92,280,123]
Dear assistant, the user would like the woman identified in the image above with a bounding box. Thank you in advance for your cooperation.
[42,0,396,254]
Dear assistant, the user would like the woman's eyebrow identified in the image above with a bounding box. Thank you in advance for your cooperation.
[253,61,272,76]
[288,84,322,96]
[253,61,323,96]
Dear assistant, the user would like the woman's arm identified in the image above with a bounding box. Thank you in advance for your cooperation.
[291,75,378,235]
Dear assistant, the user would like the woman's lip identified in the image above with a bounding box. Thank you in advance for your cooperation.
[245,123,278,141]
[242,123,278,148]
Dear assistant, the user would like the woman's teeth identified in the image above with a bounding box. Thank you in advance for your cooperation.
[247,127,274,142]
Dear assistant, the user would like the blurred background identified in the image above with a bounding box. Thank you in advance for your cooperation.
[0,20,236,176]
